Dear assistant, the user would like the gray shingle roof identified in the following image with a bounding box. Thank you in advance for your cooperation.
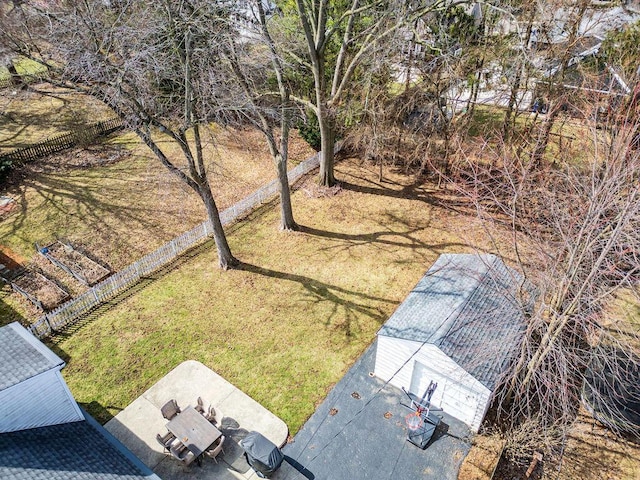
[0,323,64,391]
[377,254,528,390]
[0,416,159,480]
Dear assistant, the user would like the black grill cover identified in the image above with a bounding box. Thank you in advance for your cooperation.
[240,431,284,478]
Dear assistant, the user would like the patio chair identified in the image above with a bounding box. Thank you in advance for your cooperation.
[205,435,225,464]
[169,442,186,458]
[170,442,197,467]
[195,396,205,414]
[182,450,197,467]
[205,405,223,425]
[161,399,181,420]
[156,431,176,453]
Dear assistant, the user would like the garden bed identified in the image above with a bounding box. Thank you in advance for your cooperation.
[39,240,110,286]
[11,270,70,311]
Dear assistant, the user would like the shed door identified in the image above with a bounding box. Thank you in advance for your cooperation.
[409,360,480,428]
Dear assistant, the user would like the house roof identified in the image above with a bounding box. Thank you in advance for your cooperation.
[377,253,528,390]
[0,412,160,480]
[0,322,161,479]
[0,322,64,391]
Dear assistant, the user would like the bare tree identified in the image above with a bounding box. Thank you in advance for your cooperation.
[294,0,482,184]
[457,97,640,455]
[290,0,458,186]
[222,0,298,230]
[528,0,590,165]
[0,1,240,268]
[501,0,539,141]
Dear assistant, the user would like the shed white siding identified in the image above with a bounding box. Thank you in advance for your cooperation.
[374,335,491,431]
[0,369,83,433]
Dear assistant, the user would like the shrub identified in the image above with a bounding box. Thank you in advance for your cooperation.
[297,110,321,151]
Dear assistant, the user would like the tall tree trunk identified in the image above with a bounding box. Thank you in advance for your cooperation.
[139,127,238,270]
[529,0,589,166]
[275,153,296,230]
[530,104,559,166]
[502,68,523,141]
[274,87,296,230]
[318,104,336,187]
[200,183,238,270]
[466,56,485,118]
[255,0,297,230]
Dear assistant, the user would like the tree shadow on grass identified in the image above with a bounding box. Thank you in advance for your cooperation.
[45,238,216,342]
[297,220,467,259]
[296,206,471,267]
[239,262,396,336]
[2,153,187,259]
[338,169,489,221]
[0,84,113,149]
[339,178,438,204]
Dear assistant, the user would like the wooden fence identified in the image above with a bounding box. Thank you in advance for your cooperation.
[0,118,123,165]
[28,151,323,338]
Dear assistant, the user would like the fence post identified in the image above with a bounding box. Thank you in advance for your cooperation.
[44,314,53,335]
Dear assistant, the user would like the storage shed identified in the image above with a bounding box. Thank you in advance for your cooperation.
[0,322,84,433]
[374,253,528,432]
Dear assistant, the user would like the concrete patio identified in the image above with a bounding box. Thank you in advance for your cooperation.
[104,360,288,480]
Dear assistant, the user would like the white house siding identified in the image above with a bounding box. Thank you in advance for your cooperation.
[0,369,83,433]
[374,336,491,431]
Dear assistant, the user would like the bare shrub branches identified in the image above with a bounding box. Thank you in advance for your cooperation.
[456,97,640,454]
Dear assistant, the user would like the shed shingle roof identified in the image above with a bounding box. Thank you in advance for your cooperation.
[0,323,64,391]
[377,254,528,390]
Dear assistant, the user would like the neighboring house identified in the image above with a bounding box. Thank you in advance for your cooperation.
[0,322,160,480]
[374,253,529,432]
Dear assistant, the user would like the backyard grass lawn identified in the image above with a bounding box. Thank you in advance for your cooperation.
[0,125,314,318]
[0,85,114,151]
[50,158,500,434]
[0,127,313,265]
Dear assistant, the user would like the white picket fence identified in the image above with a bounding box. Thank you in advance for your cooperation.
[29,152,322,338]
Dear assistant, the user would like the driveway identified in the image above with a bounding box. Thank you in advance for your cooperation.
[104,348,472,480]
[273,341,472,480]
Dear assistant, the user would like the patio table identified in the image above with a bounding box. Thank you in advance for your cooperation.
[166,405,222,459]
